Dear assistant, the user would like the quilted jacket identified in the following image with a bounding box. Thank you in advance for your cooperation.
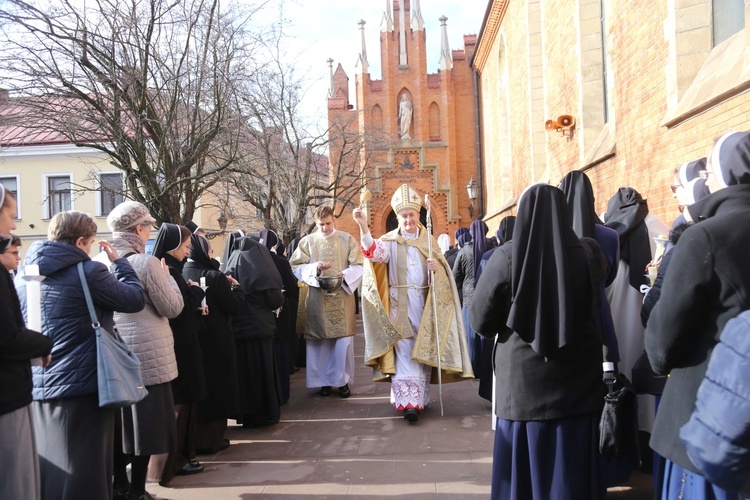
[680,310,750,494]
[109,237,183,386]
[15,240,145,400]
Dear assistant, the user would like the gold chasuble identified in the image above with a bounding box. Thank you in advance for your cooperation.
[361,225,474,383]
[291,230,363,341]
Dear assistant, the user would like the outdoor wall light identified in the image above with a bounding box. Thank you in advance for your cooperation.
[466,176,479,218]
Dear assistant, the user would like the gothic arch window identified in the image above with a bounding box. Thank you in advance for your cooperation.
[428,102,441,141]
[371,104,383,131]
[713,0,744,47]
[579,0,611,151]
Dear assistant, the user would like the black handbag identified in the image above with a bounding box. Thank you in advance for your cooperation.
[78,263,148,408]
[599,371,642,467]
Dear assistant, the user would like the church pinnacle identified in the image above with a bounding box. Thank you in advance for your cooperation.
[439,15,453,71]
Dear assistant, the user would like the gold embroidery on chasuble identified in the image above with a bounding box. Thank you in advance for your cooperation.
[299,232,360,341]
[361,226,475,382]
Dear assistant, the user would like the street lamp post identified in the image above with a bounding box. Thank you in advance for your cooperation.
[466,177,479,218]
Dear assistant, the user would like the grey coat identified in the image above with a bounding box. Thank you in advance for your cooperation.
[452,243,475,308]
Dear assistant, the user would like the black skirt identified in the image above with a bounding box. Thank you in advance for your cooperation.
[121,382,176,455]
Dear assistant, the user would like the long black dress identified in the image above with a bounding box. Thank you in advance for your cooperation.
[182,234,245,452]
[224,237,284,427]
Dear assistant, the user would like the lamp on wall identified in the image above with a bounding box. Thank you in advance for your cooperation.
[206,212,229,240]
[545,115,576,141]
[466,176,479,218]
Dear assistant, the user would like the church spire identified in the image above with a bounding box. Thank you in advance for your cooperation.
[381,0,393,32]
[398,0,408,67]
[327,58,335,98]
[411,0,424,31]
[356,19,369,74]
[439,16,453,71]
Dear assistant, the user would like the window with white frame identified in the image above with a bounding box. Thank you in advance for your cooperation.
[45,174,72,218]
[97,172,124,216]
[0,176,20,219]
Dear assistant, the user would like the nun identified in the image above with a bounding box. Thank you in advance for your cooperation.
[559,171,621,367]
[149,224,207,483]
[470,183,606,500]
[223,236,284,427]
[183,233,245,454]
[603,187,668,439]
[646,130,750,500]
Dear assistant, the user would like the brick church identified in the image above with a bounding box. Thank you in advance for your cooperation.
[328,0,480,240]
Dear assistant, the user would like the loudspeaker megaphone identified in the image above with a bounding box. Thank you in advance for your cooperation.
[545,119,560,131]
[557,115,575,128]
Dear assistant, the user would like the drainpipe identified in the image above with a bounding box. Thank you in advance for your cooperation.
[473,68,484,219]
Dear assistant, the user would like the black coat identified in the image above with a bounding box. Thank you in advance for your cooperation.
[271,253,299,345]
[469,241,604,421]
[165,255,207,404]
[0,270,52,416]
[183,261,245,419]
[645,183,750,473]
[444,247,459,269]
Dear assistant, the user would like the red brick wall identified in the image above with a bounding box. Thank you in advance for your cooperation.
[475,0,750,228]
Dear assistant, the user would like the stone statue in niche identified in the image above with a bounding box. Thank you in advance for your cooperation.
[398,94,412,140]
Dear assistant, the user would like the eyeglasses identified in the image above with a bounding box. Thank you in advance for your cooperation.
[699,169,713,180]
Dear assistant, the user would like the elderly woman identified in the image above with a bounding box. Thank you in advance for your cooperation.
[15,210,144,500]
[104,202,183,500]
[148,224,207,484]
[0,187,53,500]
[183,233,244,454]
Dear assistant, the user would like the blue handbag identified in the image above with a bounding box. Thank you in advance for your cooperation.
[77,262,148,408]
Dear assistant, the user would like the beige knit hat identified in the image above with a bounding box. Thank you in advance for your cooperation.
[107,201,155,232]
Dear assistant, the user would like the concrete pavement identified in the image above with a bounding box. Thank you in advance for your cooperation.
[148,319,653,499]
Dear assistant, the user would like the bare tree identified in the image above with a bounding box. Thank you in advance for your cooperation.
[0,0,269,224]
[225,32,387,244]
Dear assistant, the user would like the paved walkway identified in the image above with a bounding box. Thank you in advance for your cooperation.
[149,319,653,499]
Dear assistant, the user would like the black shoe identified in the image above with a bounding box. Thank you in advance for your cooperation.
[404,408,419,422]
[188,459,201,467]
[176,462,204,476]
[338,384,351,398]
[319,386,332,397]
